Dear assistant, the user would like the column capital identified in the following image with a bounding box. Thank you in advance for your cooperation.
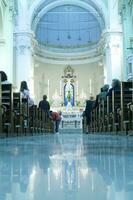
[14,31,35,54]
[99,30,123,54]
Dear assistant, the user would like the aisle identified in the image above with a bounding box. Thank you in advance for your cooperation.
[0,133,133,200]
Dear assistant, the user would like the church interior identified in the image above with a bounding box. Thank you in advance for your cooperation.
[0,0,133,199]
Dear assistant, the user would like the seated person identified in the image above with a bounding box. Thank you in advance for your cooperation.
[0,71,10,84]
[98,84,109,103]
[84,96,95,129]
[49,111,61,133]
[20,81,34,107]
[93,88,103,109]
[107,79,120,97]
[0,71,10,113]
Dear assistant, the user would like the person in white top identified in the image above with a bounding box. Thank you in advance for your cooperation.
[20,81,34,107]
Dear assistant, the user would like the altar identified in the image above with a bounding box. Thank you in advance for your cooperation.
[61,110,83,129]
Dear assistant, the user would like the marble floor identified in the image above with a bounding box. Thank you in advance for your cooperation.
[0,132,133,200]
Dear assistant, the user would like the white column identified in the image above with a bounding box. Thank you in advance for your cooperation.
[127,54,133,80]
[103,32,123,85]
[103,43,112,85]
[15,32,34,97]
[108,0,121,30]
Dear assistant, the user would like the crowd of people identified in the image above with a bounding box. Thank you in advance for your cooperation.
[84,79,121,132]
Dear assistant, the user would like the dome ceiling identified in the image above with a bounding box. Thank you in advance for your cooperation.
[35,5,102,48]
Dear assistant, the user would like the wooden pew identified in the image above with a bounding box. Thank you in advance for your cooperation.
[112,90,121,133]
[29,105,37,134]
[22,98,29,135]
[0,83,13,137]
[98,102,103,132]
[120,82,133,134]
[42,111,54,133]
[102,99,108,132]
[0,78,2,134]
[107,95,113,132]
[13,92,23,135]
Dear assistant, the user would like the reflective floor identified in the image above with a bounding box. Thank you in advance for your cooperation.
[0,133,133,200]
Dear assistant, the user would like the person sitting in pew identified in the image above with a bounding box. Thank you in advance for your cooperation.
[0,71,10,113]
[93,88,103,109]
[107,79,120,97]
[98,84,109,103]
[0,71,10,84]
[20,81,34,107]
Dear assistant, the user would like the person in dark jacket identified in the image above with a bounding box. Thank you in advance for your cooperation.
[84,96,95,127]
[107,79,120,97]
[39,95,50,113]
[98,84,109,103]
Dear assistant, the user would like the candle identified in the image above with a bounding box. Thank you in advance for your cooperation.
[48,79,49,100]
[89,79,92,94]
[60,80,62,95]
[76,81,79,95]
[48,168,51,192]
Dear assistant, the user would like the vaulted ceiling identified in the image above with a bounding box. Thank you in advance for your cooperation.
[35,5,102,47]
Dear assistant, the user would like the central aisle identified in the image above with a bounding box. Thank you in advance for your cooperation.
[0,133,133,200]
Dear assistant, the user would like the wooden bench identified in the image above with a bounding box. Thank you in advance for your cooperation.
[0,83,13,137]
[22,98,29,135]
[120,82,133,134]
[13,92,23,135]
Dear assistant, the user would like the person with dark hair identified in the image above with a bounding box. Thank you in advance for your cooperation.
[49,111,61,134]
[39,95,50,113]
[84,96,95,133]
[20,81,34,107]
[98,84,109,103]
[0,71,9,84]
[107,79,120,97]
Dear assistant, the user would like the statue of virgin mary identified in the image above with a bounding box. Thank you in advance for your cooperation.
[64,80,74,109]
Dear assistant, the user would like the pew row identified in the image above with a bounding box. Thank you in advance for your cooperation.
[83,82,133,135]
[0,82,54,137]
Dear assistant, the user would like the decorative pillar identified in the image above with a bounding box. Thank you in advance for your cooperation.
[127,54,133,80]
[0,39,6,70]
[14,31,34,97]
[102,32,123,85]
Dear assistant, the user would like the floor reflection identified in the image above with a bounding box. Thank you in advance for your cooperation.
[0,134,133,200]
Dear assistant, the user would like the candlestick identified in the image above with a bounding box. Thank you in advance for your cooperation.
[60,80,62,96]
[48,79,49,100]
[48,168,51,192]
[89,79,92,94]
[76,81,79,95]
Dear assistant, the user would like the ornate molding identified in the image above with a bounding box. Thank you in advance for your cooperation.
[14,31,35,55]
[0,38,5,46]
